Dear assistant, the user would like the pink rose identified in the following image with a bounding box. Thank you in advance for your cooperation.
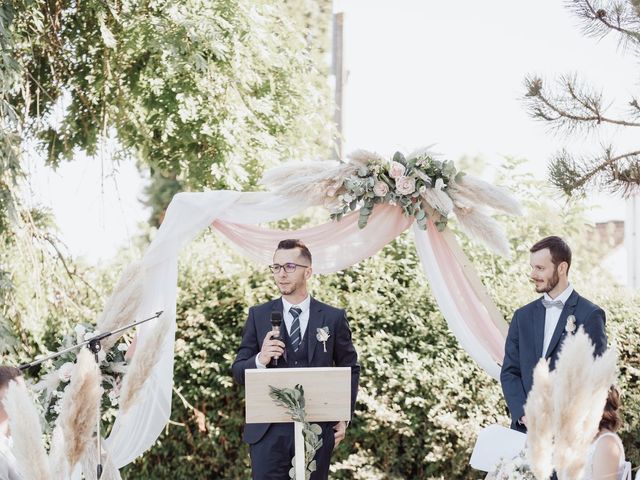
[395,176,416,195]
[373,181,389,197]
[388,161,406,179]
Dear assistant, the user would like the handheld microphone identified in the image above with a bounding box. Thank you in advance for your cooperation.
[270,311,283,366]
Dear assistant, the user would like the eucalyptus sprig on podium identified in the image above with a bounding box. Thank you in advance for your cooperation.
[269,384,323,480]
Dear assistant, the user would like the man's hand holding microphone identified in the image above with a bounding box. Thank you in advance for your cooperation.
[258,311,285,366]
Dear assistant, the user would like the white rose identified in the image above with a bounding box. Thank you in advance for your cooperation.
[395,176,416,195]
[108,390,119,406]
[74,325,86,343]
[388,161,406,179]
[58,362,74,382]
[373,181,389,197]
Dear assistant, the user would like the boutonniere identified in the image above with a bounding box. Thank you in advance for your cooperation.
[316,326,330,352]
[565,315,576,334]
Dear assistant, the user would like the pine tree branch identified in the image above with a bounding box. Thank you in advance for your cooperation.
[525,76,640,131]
[568,0,640,47]
[630,97,640,117]
[549,147,640,196]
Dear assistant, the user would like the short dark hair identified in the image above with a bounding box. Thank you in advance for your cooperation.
[276,239,312,264]
[599,385,622,432]
[530,236,572,272]
[0,366,22,389]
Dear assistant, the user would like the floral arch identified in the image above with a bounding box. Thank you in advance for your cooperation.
[12,149,522,478]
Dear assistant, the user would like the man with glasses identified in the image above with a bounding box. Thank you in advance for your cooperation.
[232,239,360,480]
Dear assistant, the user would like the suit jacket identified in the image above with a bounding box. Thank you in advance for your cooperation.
[232,297,360,444]
[500,290,607,430]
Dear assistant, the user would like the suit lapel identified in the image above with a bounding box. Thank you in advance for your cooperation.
[533,299,545,358]
[545,290,579,360]
[307,297,325,364]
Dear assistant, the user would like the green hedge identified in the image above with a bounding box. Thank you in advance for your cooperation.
[122,166,640,479]
[122,238,640,479]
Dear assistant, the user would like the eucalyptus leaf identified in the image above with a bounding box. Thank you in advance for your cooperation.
[393,151,406,165]
[454,171,466,182]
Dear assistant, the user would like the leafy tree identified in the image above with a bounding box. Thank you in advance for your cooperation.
[0,0,334,362]
[524,0,640,196]
[0,0,334,231]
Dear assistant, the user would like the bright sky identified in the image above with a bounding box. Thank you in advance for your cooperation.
[25,0,639,264]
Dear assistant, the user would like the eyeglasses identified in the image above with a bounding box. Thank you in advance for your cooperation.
[269,263,310,274]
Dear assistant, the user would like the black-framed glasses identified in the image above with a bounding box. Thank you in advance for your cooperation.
[269,263,310,274]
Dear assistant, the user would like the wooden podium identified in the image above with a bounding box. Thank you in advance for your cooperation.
[245,367,351,479]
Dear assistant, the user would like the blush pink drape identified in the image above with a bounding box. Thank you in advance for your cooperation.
[213,204,414,274]
[422,223,505,364]
[214,204,506,377]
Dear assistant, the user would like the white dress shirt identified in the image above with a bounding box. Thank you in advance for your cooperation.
[542,284,574,357]
[255,295,311,369]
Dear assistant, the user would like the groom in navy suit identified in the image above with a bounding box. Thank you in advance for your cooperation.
[500,236,607,433]
[232,239,360,480]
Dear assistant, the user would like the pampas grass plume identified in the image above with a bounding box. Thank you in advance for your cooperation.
[48,425,68,480]
[421,188,454,217]
[453,207,511,257]
[552,328,616,480]
[524,359,554,480]
[260,160,356,206]
[119,311,173,413]
[97,262,144,351]
[452,174,522,216]
[59,348,102,470]
[3,379,51,480]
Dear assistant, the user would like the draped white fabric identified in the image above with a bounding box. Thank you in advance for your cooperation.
[104,191,312,467]
[413,224,503,379]
[102,191,507,468]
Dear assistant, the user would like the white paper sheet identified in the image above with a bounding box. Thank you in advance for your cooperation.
[470,424,527,472]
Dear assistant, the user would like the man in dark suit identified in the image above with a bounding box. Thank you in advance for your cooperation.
[500,236,607,433]
[232,239,360,480]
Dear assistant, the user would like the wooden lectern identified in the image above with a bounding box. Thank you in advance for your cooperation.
[245,367,351,479]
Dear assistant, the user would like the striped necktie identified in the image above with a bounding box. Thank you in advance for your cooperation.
[289,306,302,352]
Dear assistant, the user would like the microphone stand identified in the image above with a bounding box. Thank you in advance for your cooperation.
[20,310,164,479]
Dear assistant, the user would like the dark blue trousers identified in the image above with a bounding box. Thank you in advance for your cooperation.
[249,422,336,480]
